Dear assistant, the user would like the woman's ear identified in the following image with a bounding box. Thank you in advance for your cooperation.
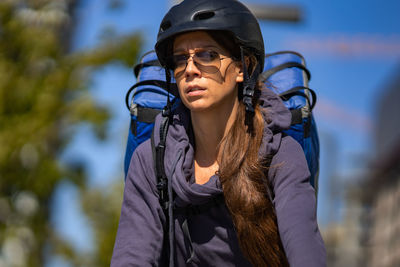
[236,64,244,83]
[236,56,251,83]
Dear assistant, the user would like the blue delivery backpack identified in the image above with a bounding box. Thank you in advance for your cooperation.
[124,50,319,193]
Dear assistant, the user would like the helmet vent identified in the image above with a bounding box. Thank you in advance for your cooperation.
[193,11,215,21]
[160,20,172,32]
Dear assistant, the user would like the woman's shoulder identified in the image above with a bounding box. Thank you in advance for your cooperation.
[134,139,154,162]
[268,134,310,189]
[275,134,306,163]
[126,139,158,191]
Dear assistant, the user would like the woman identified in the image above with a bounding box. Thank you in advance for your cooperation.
[112,0,326,266]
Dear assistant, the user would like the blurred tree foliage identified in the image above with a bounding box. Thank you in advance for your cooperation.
[0,0,141,266]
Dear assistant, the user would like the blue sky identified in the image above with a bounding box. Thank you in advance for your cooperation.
[52,0,400,256]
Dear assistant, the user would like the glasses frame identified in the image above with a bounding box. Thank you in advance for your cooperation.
[170,49,230,77]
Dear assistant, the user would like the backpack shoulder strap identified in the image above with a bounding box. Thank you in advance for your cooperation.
[154,114,170,209]
[151,106,175,266]
[150,125,168,264]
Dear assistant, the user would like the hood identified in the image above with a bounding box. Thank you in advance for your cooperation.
[153,88,291,206]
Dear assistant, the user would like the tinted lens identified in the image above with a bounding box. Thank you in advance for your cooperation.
[172,54,189,71]
[194,50,219,65]
[172,50,223,77]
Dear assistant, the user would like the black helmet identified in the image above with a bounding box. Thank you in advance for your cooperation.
[155,0,264,70]
[155,0,264,113]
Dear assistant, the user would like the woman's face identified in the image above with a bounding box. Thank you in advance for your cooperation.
[172,31,243,113]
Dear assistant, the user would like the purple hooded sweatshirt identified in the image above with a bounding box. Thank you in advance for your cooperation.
[111,88,326,266]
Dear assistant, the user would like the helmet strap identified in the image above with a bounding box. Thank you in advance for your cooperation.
[240,46,261,113]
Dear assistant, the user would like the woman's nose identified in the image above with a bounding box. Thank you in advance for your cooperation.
[185,57,201,78]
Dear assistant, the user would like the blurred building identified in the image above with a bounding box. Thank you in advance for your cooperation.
[322,65,400,267]
[361,65,400,267]
[321,167,367,267]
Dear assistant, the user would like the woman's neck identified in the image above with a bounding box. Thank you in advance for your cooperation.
[191,100,239,166]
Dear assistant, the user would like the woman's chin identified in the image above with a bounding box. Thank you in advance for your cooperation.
[184,102,215,113]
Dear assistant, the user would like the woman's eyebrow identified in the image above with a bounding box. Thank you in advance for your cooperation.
[173,44,220,53]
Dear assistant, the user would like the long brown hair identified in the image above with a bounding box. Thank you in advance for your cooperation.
[218,95,289,266]
[209,31,289,266]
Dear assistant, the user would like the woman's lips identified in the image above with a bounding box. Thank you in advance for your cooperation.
[186,86,206,96]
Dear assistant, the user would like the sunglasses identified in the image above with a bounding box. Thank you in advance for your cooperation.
[170,49,230,77]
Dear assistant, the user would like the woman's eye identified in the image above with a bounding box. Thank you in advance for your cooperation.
[197,50,219,62]
[173,54,188,64]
